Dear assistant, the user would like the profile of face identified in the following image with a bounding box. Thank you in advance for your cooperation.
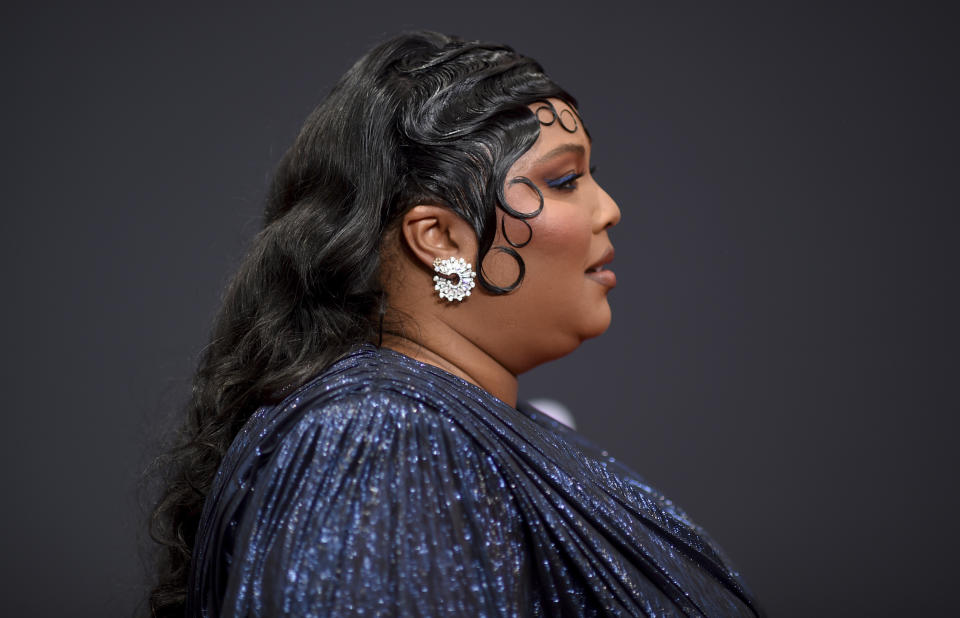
[388,96,621,380]
[474,97,622,372]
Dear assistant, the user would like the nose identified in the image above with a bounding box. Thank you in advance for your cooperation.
[595,184,621,231]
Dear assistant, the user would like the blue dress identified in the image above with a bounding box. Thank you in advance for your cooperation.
[188,345,762,616]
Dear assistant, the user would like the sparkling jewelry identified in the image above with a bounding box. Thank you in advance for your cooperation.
[433,257,476,302]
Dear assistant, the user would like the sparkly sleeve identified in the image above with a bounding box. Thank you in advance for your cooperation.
[215,389,529,617]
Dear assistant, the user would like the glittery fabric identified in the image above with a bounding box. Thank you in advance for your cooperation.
[188,345,762,616]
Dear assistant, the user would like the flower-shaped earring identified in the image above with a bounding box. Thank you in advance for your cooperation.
[433,257,476,302]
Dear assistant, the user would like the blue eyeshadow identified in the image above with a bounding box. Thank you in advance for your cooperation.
[545,172,579,188]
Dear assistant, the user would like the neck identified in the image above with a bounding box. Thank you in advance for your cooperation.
[380,324,519,408]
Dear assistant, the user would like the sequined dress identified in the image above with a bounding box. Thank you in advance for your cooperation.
[188,345,762,616]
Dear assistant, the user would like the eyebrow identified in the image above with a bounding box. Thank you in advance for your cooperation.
[531,143,586,167]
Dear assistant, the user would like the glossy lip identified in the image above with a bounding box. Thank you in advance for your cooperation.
[585,247,617,288]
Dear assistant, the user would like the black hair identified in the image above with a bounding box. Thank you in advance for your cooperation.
[147,30,577,616]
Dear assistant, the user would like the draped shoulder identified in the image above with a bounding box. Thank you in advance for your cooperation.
[188,346,762,617]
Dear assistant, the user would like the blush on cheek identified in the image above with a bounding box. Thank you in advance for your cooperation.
[531,207,593,264]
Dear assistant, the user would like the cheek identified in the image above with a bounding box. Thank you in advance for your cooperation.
[483,204,611,361]
[520,205,593,277]
[500,182,591,269]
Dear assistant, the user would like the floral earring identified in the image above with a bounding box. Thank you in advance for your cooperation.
[433,257,476,302]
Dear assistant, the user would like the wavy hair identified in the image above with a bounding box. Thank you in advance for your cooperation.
[147,30,577,616]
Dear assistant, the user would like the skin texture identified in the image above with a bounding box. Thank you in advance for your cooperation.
[382,98,622,406]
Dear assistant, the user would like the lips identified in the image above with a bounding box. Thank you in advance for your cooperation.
[585,247,616,288]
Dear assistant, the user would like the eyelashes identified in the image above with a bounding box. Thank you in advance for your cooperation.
[545,165,598,191]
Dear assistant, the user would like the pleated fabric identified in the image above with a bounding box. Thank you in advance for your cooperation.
[188,345,762,617]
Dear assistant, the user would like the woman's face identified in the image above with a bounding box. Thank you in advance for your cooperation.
[477,97,621,373]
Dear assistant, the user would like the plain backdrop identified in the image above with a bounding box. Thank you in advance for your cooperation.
[3,2,958,616]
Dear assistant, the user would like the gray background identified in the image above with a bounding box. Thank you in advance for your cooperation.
[3,2,957,616]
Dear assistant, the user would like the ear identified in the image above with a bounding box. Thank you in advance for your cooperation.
[400,205,478,269]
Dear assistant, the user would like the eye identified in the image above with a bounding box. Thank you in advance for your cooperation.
[545,166,597,192]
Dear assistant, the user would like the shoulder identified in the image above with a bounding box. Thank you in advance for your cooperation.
[206,347,528,615]
[272,345,481,450]
[226,345,514,528]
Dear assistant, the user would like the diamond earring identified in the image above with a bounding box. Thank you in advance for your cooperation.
[433,257,477,302]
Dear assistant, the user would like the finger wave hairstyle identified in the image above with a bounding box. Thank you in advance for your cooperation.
[148,30,579,616]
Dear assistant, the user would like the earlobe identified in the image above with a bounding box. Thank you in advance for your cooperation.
[400,205,478,270]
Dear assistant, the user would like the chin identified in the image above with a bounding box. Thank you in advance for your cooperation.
[581,304,613,340]
[514,305,613,372]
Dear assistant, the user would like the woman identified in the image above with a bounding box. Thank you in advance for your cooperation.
[150,31,762,617]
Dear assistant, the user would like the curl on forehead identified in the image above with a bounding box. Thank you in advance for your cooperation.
[530,98,590,140]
